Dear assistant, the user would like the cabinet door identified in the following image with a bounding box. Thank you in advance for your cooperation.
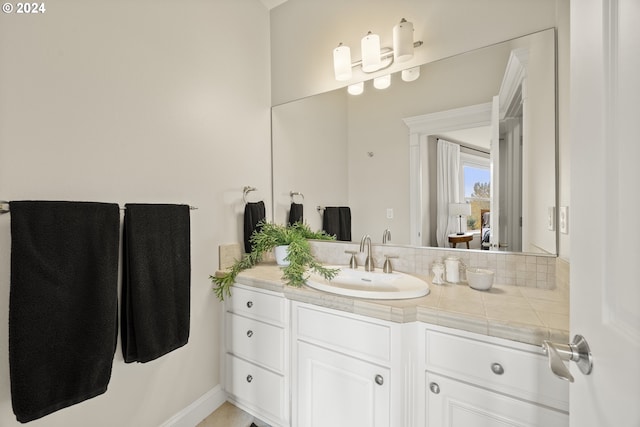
[297,341,390,427]
[426,373,568,427]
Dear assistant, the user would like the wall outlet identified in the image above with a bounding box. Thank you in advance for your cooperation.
[559,206,569,234]
[386,208,394,219]
[547,206,556,231]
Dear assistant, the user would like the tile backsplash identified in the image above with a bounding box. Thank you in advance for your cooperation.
[309,241,558,290]
[218,240,565,290]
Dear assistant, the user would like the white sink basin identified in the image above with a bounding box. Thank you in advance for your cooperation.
[306,266,430,300]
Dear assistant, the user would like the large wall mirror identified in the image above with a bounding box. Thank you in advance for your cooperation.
[272,28,557,255]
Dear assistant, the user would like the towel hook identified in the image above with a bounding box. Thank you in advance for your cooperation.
[316,205,325,214]
[243,186,259,204]
[290,191,304,203]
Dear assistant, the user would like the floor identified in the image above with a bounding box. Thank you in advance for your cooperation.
[196,402,270,427]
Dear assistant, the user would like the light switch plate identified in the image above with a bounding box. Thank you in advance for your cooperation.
[386,208,394,219]
[548,207,556,231]
[559,206,569,234]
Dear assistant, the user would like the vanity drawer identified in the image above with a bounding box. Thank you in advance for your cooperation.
[225,354,285,422]
[296,304,392,364]
[225,312,284,373]
[228,285,285,326]
[425,329,569,410]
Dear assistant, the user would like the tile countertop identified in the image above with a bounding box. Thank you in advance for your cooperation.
[225,263,570,347]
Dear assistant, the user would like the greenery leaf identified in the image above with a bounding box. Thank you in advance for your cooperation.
[211,221,337,300]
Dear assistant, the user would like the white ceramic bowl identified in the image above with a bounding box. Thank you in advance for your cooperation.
[466,268,494,291]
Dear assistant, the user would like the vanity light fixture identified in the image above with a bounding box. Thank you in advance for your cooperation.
[333,18,423,92]
[338,18,420,75]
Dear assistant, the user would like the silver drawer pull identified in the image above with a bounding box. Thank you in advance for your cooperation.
[491,363,504,375]
[429,382,440,394]
[374,374,384,386]
[246,301,253,308]
[246,374,253,383]
[246,330,253,338]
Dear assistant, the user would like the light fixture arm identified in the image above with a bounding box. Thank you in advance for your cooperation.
[349,41,423,73]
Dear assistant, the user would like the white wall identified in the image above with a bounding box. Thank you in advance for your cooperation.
[0,1,271,426]
[520,29,557,254]
[270,0,559,105]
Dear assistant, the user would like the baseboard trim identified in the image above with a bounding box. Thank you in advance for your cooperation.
[160,385,227,427]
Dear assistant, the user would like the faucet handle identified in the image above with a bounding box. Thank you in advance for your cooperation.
[382,255,398,273]
[345,250,358,269]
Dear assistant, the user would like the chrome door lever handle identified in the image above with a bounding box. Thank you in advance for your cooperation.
[542,334,593,383]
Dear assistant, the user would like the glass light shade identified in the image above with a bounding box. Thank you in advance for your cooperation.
[401,66,420,82]
[361,32,382,72]
[347,82,364,95]
[393,19,414,63]
[373,74,391,90]
[333,44,352,81]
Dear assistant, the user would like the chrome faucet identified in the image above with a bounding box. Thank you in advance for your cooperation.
[382,228,391,244]
[360,234,374,271]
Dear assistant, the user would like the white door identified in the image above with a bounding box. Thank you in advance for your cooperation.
[489,95,501,250]
[570,0,640,426]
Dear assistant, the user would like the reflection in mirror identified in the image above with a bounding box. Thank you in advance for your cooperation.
[272,28,557,255]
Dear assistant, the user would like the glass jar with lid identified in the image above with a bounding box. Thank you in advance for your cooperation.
[445,256,461,283]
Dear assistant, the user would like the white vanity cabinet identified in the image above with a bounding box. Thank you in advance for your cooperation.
[418,325,569,427]
[223,284,289,427]
[292,302,403,427]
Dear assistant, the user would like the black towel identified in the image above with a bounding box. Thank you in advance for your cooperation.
[288,202,304,225]
[9,201,120,423]
[322,206,352,241]
[122,204,191,363]
[244,201,265,253]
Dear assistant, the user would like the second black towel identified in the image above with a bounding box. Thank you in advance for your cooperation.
[322,206,352,241]
[122,203,191,363]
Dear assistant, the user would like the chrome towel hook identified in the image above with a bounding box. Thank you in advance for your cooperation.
[243,186,259,204]
[290,191,304,203]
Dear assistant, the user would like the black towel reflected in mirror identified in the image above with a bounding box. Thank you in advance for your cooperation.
[322,206,351,241]
[288,202,303,225]
[244,201,266,253]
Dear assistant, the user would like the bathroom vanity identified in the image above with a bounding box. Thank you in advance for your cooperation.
[220,264,569,427]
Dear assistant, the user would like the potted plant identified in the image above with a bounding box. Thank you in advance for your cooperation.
[211,221,339,300]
